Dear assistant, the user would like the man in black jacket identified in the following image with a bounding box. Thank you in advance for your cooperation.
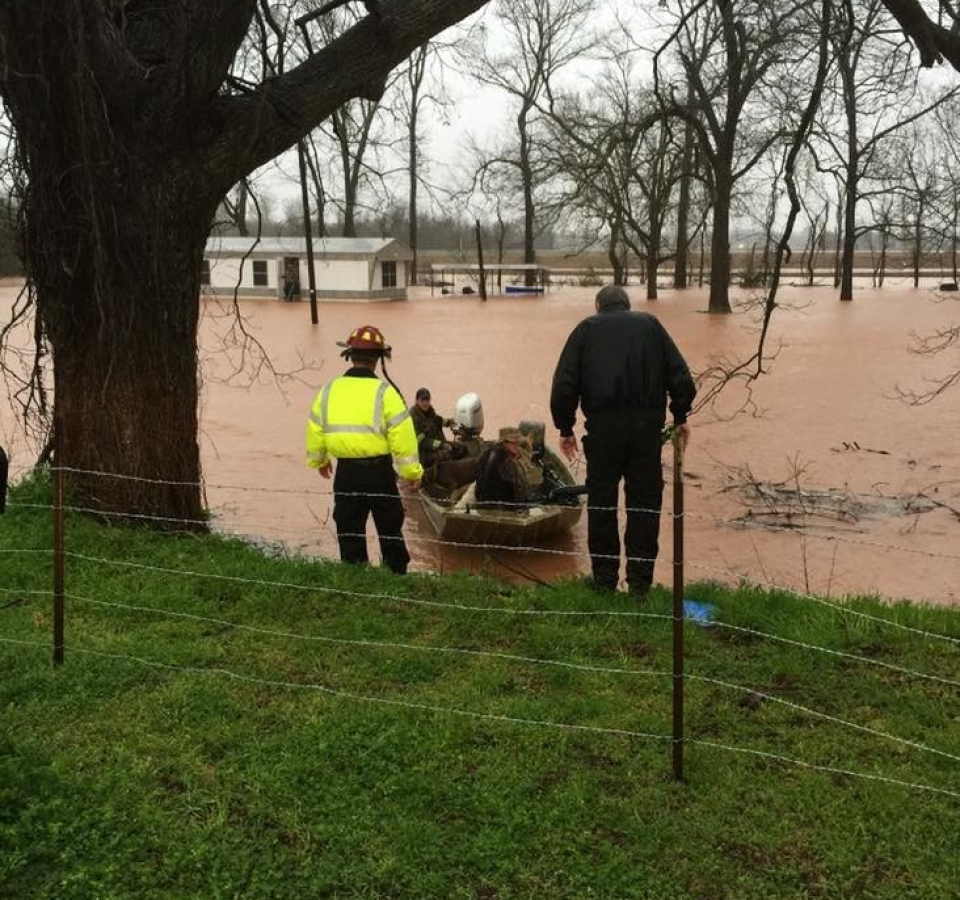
[550,285,696,598]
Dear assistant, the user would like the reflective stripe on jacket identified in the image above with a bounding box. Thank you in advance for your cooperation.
[305,372,423,481]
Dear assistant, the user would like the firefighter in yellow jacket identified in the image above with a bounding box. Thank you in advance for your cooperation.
[305,325,423,574]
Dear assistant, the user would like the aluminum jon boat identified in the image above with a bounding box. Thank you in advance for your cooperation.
[416,445,584,548]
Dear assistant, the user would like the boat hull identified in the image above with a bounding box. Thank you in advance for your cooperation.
[417,448,583,548]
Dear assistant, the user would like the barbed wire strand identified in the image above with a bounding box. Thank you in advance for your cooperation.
[10,497,960,620]
[1,635,955,800]
[14,492,960,576]
[51,591,960,764]
[683,558,960,646]
[54,538,958,648]
[6,486,959,646]
[30,552,960,685]
[13,474,960,568]
[43,464,960,546]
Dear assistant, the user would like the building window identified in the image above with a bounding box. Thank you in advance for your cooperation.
[252,260,269,287]
[381,260,397,288]
[200,259,210,286]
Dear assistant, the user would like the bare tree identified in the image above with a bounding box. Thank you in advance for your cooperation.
[544,57,688,300]
[932,95,960,282]
[892,120,943,287]
[672,82,700,288]
[694,0,833,408]
[465,0,594,285]
[392,39,455,284]
[878,0,960,69]
[0,0,491,524]
[403,44,430,282]
[219,180,253,235]
[811,0,955,301]
[656,0,810,314]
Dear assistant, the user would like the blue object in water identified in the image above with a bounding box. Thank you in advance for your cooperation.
[504,285,544,294]
[683,599,717,626]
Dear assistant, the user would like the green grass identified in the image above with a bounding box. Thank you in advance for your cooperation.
[1,475,958,900]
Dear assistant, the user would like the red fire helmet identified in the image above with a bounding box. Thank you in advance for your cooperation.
[337,325,391,357]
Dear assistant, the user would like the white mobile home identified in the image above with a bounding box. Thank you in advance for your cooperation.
[202,236,412,302]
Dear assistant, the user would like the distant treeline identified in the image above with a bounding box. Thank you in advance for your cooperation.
[220,209,562,253]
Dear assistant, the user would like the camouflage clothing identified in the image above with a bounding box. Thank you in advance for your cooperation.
[475,443,531,507]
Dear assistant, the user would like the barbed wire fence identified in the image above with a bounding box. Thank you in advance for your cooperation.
[1,438,958,800]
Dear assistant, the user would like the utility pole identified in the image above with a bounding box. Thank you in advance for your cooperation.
[298,140,320,325]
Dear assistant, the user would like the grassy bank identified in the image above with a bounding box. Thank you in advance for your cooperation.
[1,476,958,900]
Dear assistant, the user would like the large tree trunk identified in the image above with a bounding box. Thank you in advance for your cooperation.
[607,223,625,286]
[0,0,492,524]
[30,175,216,524]
[673,91,696,290]
[4,4,220,524]
[673,167,692,289]
[708,170,733,314]
[839,169,857,302]
[646,217,662,301]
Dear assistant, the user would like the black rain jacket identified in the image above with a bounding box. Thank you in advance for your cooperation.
[550,308,696,436]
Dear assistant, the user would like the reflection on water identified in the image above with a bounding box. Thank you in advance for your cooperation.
[2,279,958,605]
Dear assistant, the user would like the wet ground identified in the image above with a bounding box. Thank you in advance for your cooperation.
[2,277,958,605]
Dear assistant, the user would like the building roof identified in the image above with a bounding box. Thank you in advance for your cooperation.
[205,235,412,260]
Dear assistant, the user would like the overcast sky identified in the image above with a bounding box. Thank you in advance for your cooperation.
[261,0,638,220]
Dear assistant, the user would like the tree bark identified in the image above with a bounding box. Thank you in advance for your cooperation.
[840,163,857,302]
[518,106,537,287]
[0,0,491,522]
[607,227,625,286]
[33,175,214,523]
[673,89,696,290]
[708,169,734,314]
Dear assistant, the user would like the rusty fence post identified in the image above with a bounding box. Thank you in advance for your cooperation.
[671,431,685,780]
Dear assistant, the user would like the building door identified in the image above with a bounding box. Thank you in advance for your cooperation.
[282,257,301,301]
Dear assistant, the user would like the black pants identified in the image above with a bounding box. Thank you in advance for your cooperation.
[582,413,663,591]
[332,456,410,575]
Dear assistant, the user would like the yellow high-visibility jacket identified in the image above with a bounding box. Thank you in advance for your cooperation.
[305,372,423,482]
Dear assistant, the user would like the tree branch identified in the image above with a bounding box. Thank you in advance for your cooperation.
[208,0,489,185]
[881,0,960,69]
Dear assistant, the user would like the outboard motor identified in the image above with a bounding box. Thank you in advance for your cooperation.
[451,392,486,459]
[453,392,484,438]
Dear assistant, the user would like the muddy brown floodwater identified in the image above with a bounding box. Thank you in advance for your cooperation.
[2,279,958,606]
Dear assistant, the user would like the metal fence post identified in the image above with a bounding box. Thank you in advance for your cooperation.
[672,432,685,780]
[53,417,64,666]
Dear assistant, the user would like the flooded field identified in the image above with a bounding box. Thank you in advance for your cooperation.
[2,277,958,606]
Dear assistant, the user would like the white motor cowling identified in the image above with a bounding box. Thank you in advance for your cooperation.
[453,392,484,435]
